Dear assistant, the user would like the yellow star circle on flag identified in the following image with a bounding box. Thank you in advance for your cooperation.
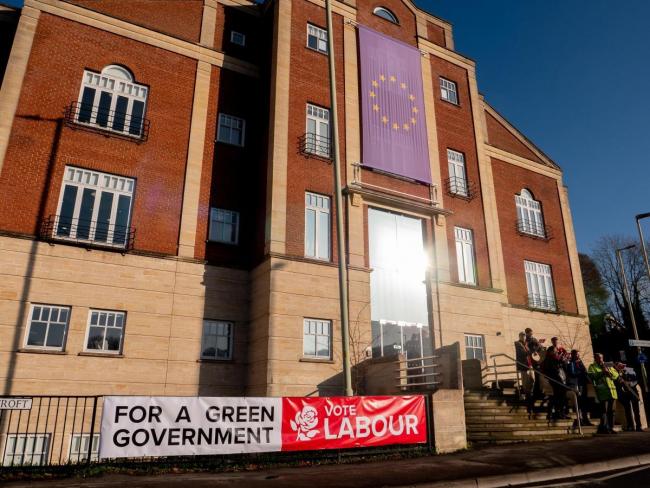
[369,74,420,132]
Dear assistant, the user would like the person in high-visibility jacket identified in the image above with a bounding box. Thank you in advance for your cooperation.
[588,353,620,434]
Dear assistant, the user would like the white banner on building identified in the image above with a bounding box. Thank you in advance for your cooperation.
[100,396,282,459]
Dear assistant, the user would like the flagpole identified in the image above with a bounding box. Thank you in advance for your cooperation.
[325,0,353,396]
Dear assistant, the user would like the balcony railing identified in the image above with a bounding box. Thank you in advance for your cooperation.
[527,293,557,312]
[299,133,331,160]
[64,101,150,141]
[40,215,135,251]
[516,219,551,240]
[444,176,477,200]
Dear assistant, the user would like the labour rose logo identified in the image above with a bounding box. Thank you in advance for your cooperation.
[290,405,319,441]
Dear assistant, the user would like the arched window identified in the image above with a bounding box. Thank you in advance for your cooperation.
[373,6,398,24]
[515,189,545,237]
[76,64,148,138]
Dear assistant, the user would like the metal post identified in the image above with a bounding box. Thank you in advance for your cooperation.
[616,246,649,393]
[493,357,499,390]
[87,397,98,464]
[573,393,582,435]
[325,0,352,396]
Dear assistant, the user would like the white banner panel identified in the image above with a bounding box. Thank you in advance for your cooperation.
[100,396,282,459]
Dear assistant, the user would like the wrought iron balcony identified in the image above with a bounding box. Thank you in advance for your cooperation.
[64,101,150,141]
[299,133,331,160]
[444,176,477,200]
[40,215,135,251]
[527,293,557,312]
[516,219,551,240]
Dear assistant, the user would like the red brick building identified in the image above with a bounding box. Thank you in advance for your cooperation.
[0,0,590,403]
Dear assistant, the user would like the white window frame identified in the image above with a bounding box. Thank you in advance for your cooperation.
[217,114,246,147]
[230,30,246,46]
[455,227,476,285]
[373,6,399,24]
[68,434,99,463]
[24,304,70,351]
[447,149,468,197]
[76,65,148,138]
[209,208,240,245]
[524,260,557,311]
[464,334,485,361]
[201,320,234,361]
[305,103,330,157]
[304,192,331,261]
[83,309,126,354]
[516,189,545,238]
[2,434,50,466]
[440,77,458,105]
[306,23,328,54]
[55,166,135,248]
[303,318,332,359]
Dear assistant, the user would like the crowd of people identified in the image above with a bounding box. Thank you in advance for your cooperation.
[514,328,644,434]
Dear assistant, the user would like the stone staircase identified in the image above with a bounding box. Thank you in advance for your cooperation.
[465,388,594,444]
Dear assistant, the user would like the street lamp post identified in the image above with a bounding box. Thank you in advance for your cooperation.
[616,244,649,393]
[635,213,650,285]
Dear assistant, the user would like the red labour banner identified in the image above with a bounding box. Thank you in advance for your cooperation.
[281,396,426,451]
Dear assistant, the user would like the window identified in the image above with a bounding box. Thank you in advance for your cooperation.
[305,104,330,157]
[465,334,485,361]
[303,318,331,359]
[76,65,147,138]
[373,6,398,24]
[305,192,331,261]
[516,189,545,238]
[525,260,556,311]
[447,149,468,197]
[69,434,99,463]
[201,320,233,360]
[85,310,126,354]
[440,77,458,105]
[230,30,246,46]
[209,208,239,244]
[25,304,70,351]
[55,166,135,248]
[455,227,476,285]
[217,114,245,146]
[2,434,50,466]
[307,24,328,53]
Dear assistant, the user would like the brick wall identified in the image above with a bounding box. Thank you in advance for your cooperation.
[284,0,347,263]
[491,158,578,314]
[430,55,491,288]
[427,22,446,47]
[0,13,196,256]
[485,111,545,165]
[357,0,418,46]
[65,0,204,43]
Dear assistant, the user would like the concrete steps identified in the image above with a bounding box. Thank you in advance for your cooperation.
[464,388,590,444]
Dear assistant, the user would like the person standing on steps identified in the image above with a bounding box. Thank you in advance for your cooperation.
[566,349,593,426]
[616,362,643,432]
[588,353,620,434]
[515,332,535,413]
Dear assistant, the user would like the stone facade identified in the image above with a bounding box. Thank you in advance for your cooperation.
[0,0,591,401]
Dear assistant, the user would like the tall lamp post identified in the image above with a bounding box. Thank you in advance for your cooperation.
[325,0,353,396]
[616,244,648,393]
[635,213,650,284]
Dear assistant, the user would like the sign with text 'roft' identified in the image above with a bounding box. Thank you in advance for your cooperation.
[99,396,426,459]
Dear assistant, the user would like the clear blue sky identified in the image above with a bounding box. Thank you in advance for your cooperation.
[3,0,648,252]
[418,0,650,252]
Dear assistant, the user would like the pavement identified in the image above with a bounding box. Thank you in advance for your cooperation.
[5,432,650,488]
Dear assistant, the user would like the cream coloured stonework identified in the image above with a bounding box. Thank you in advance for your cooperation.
[0,236,248,396]
[200,0,217,48]
[178,61,212,258]
[0,6,39,177]
[264,0,291,255]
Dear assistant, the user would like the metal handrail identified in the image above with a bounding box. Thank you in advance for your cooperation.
[40,214,135,251]
[299,132,331,159]
[516,218,551,240]
[489,353,582,435]
[527,293,558,311]
[64,101,150,141]
[444,176,477,200]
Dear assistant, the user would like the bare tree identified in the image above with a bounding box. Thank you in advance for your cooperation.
[590,235,650,335]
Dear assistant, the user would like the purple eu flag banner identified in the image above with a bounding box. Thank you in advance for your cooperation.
[358,25,431,184]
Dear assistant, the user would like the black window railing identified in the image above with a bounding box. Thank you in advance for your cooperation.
[444,176,477,200]
[64,101,150,141]
[527,293,557,312]
[516,219,551,240]
[40,215,135,251]
[299,133,331,160]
